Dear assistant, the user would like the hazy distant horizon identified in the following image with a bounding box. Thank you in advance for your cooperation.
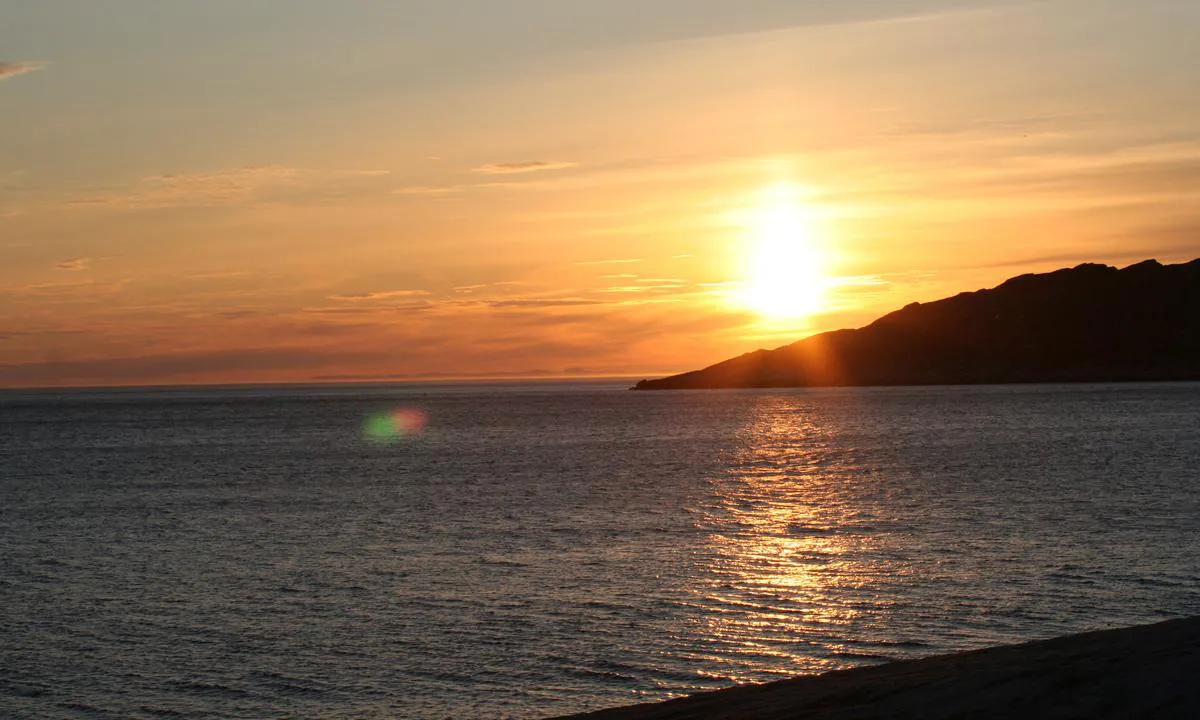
[0,373,654,393]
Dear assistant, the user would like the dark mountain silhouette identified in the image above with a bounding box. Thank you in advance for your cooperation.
[634,258,1200,390]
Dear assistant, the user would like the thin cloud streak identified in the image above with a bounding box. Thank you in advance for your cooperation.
[393,185,463,196]
[0,62,44,82]
[61,166,399,209]
[574,258,643,266]
[472,161,578,175]
[329,290,431,302]
[55,258,91,272]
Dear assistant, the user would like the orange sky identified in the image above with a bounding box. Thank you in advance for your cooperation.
[2,0,1199,387]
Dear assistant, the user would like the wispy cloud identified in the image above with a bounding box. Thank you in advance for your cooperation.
[393,156,765,200]
[472,161,578,175]
[329,289,431,302]
[0,348,385,386]
[64,166,305,209]
[61,165,399,209]
[393,185,463,196]
[469,0,1034,55]
[55,257,91,272]
[0,62,43,82]
[0,279,127,299]
[574,258,643,266]
[478,298,606,308]
[604,283,687,294]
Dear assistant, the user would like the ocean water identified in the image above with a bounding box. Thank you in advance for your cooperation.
[2,381,1199,719]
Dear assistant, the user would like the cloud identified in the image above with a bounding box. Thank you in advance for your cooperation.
[470,155,767,194]
[0,277,773,386]
[0,62,43,82]
[62,166,306,209]
[62,165,395,209]
[604,284,687,294]
[479,298,608,309]
[55,257,91,271]
[416,0,1030,68]
[960,157,1200,199]
[0,348,385,386]
[393,185,462,196]
[472,161,578,175]
[972,240,1200,272]
[574,258,643,266]
[392,156,769,201]
[0,279,126,298]
[328,289,431,302]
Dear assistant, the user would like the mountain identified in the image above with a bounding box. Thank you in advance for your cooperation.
[633,258,1200,390]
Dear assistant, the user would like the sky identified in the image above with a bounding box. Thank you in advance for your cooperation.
[2,0,1199,387]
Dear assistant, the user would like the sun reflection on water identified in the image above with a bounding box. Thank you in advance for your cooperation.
[686,395,902,682]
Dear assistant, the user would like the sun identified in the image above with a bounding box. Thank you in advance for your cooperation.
[738,184,829,321]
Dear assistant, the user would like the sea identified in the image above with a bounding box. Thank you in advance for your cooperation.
[2,381,1199,719]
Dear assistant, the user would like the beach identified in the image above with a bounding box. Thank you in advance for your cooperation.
[553,616,1200,719]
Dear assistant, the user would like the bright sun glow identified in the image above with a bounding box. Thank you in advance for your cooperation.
[739,183,829,320]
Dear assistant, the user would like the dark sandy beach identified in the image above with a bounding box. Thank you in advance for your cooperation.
[552,616,1200,719]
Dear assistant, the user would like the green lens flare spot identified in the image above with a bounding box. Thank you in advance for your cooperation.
[363,409,428,444]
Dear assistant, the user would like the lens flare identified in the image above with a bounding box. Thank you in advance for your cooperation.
[363,409,428,444]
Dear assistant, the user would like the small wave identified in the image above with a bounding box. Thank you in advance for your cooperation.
[479,556,531,568]
[137,705,195,718]
[789,553,834,565]
[562,664,640,684]
[3,681,51,698]
[170,680,250,699]
[364,568,409,579]
[57,701,105,713]
[250,671,328,698]
[868,639,932,650]
[825,651,893,662]
[1129,574,1196,589]
[845,523,882,534]
[785,523,837,536]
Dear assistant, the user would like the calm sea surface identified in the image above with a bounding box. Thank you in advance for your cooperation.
[2,381,1199,719]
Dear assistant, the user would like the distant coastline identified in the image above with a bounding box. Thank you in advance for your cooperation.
[635,259,1200,390]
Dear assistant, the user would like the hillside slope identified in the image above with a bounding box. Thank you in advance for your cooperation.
[634,259,1200,390]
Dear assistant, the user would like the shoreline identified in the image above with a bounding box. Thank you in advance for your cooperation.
[551,616,1200,719]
